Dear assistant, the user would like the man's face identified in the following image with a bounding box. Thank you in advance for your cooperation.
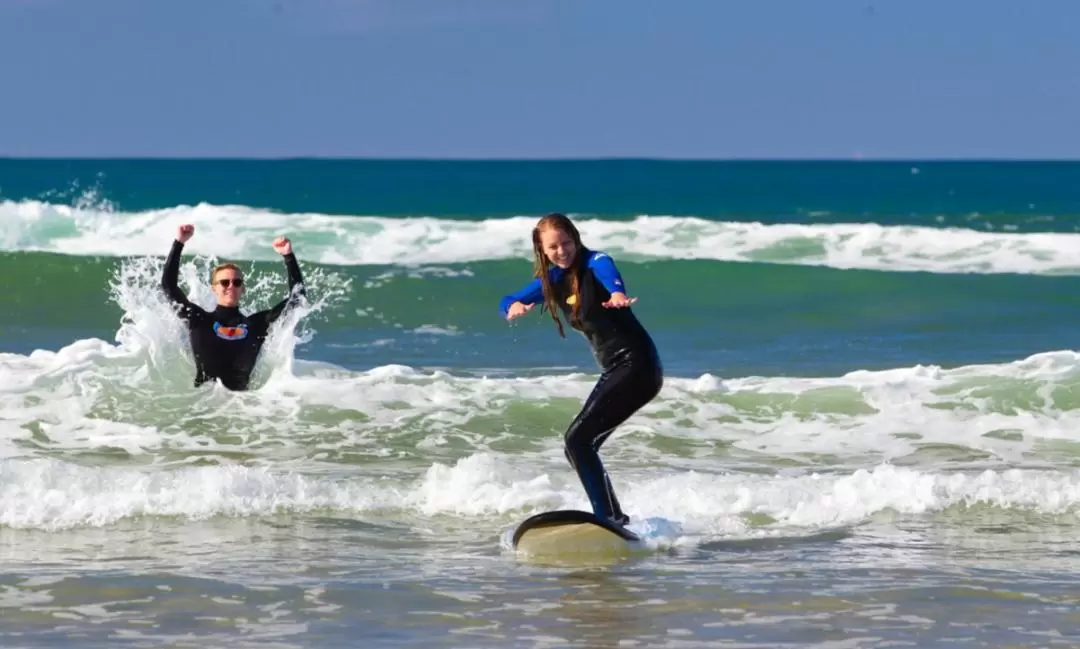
[212,269,244,307]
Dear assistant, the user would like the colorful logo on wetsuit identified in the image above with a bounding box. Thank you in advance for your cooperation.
[566,294,577,305]
[213,321,249,341]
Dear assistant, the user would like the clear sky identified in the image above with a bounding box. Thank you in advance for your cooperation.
[1,0,1077,159]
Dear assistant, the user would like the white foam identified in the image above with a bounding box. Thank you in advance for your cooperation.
[3,455,1079,537]
[0,460,391,530]
[2,199,1080,274]
[5,317,1080,466]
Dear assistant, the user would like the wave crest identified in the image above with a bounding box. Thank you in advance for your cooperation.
[2,199,1080,274]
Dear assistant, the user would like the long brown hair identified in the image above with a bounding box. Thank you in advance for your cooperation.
[532,212,585,338]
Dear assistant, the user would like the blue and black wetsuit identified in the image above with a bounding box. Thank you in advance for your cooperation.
[161,239,306,391]
[500,249,663,525]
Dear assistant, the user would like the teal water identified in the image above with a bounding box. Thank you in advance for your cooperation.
[4,158,1080,227]
[2,159,1080,647]
[2,253,1079,378]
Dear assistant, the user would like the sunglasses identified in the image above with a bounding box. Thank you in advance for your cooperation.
[216,278,244,288]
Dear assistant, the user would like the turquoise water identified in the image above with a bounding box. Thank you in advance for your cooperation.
[2,159,1080,647]
[4,159,1079,226]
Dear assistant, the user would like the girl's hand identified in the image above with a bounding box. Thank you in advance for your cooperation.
[602,292,637,308]
[507,301,536,321]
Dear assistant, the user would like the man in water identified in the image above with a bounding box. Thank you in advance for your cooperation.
[160,224,306,391]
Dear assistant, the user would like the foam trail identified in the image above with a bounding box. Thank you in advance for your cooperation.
[5,340,1080,476]
[3,199,1080,274]
[4,456,1080,535]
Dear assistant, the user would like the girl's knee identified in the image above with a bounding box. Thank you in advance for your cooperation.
[563,430,589,453]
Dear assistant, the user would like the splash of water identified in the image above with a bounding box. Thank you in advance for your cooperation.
[107,252,352,391]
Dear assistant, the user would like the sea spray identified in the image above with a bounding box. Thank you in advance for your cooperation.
[107,252,354,390]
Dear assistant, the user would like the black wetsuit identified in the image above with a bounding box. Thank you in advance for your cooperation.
[500,249,663,525]
[161,240,306,391]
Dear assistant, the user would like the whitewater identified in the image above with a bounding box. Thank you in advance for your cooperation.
[3,198,1080,273]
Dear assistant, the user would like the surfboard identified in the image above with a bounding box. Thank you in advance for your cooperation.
[511,509,640,556]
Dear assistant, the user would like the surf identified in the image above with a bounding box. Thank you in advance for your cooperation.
[5,197,1080,274]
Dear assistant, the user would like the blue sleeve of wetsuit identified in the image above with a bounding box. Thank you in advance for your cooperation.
[587,251,627,294]
[498,277,544,318]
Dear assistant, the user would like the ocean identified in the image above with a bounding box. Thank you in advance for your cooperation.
[1,159,1079,647]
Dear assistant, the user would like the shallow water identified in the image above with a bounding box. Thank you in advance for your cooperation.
[3,512,1079,648]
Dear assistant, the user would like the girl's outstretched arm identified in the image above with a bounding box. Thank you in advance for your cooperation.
[588,251,637,307]
[499,277,544,319]
[586,251,626,294]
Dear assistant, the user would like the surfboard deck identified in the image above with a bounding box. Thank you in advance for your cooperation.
[511,509,640,556]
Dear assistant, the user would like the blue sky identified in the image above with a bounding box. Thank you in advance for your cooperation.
[1,0,1077,159]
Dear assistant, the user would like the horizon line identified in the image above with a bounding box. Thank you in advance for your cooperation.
[1,155,1079,163]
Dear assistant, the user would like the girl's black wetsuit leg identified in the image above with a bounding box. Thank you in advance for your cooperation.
[563,349,663,524]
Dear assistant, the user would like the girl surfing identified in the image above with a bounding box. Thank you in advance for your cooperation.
[500,213,664,526]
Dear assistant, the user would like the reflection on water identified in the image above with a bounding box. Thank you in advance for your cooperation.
[1,512,1079,647]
